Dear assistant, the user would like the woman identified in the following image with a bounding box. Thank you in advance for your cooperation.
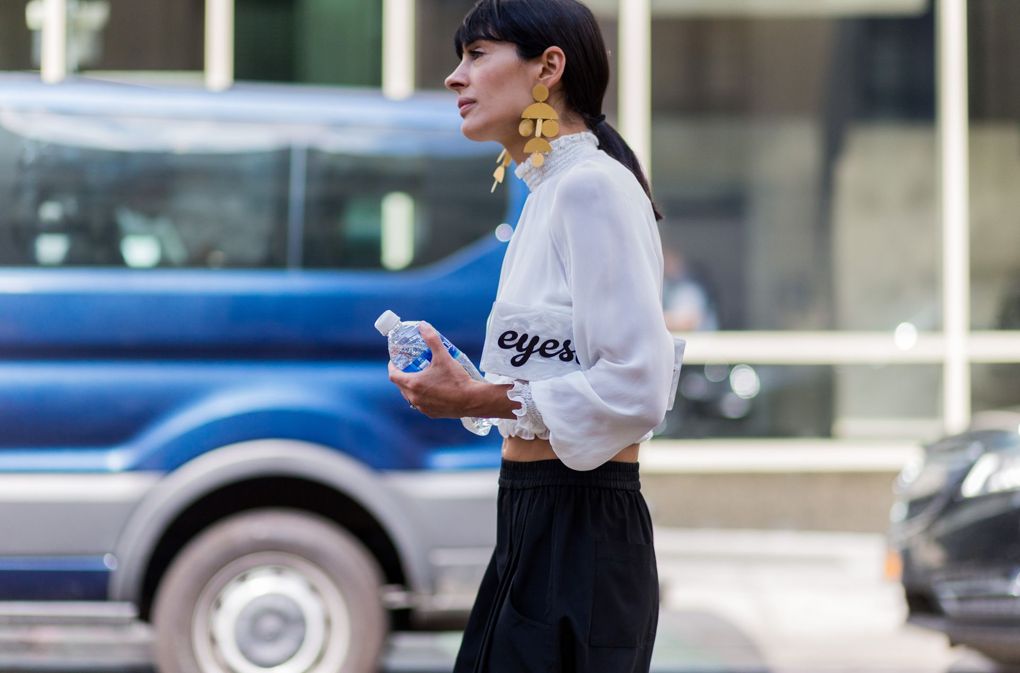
[387,1,677,671]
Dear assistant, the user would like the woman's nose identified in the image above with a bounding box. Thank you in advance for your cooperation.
[445,61,467,92]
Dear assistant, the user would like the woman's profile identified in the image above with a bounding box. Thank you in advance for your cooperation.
[387,1,678,671]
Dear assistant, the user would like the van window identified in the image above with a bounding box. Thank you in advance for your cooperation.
[0,107,505,270]
[0,110,290,268]
[302,149,504,270]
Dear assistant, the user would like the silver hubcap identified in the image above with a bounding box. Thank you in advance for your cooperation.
[192,553,351,673]
[233,592,305,665]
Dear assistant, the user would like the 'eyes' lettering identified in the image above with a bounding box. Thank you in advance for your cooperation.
[497,330,579,367]
[497,331,519,349]
[559,340,576,362]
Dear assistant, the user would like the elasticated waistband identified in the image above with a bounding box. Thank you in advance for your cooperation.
[498,458,641,491]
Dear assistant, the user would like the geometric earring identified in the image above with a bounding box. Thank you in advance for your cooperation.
[519,83,559,168]
[491,148,512,194]
[491,83,561,193]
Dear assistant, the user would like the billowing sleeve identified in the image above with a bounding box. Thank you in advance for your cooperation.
[528,166,675,470]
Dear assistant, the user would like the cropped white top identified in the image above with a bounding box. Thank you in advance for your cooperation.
[479,131,677,471]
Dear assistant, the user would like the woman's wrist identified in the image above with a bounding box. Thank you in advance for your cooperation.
[465,380,521,419]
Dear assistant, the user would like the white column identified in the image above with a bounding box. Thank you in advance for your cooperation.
[383,0,415,100]
[618,0,652,177]
[40,0,67,84]
[205,0,234,91]
[937,0,970,434]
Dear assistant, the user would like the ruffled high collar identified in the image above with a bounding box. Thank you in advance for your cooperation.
[513,131,599,192]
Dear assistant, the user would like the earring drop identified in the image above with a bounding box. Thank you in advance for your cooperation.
[520,83,559,168]
[491,147,511,193]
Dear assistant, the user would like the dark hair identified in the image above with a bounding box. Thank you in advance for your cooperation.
[454,0,662,220]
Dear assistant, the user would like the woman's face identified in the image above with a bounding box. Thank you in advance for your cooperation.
[445,40,538,145]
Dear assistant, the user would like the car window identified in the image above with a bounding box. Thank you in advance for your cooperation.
[302,148,504,270]
[0,109,290,268]
[0,105,505,271]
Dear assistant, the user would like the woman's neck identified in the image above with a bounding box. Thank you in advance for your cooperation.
[513,130,599,192]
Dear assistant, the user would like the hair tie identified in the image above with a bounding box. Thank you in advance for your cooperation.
[592,113,606,127]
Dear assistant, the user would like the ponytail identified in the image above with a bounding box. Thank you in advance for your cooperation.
[587,116,662,221]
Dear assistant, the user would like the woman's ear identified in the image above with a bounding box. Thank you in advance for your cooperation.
[537,46,567,89]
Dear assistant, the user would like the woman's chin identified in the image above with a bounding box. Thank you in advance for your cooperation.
[459,120,489,142]
[461,118,499,143]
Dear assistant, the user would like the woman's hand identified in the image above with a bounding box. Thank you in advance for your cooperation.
[388,322,482,419]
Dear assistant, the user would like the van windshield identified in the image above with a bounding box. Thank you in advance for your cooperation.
[0,108,506,270]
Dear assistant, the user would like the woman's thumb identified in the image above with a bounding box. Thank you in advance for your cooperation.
[419,322,448,358]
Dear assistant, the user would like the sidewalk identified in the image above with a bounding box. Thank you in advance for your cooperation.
[388,528,1009,673]
[653,528,1009,673]
[0,528,1013,672]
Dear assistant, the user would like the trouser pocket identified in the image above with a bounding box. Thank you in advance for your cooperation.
[487,594,558,672]
[588,539,658,648]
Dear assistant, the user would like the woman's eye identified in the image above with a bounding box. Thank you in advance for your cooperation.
[469,50,484,58]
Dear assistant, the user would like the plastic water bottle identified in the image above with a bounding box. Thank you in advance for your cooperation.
[375,309,493,436]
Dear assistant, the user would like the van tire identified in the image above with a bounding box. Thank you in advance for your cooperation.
[151,508,387,673]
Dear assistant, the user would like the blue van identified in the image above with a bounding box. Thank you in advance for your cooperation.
[0,73,526,673]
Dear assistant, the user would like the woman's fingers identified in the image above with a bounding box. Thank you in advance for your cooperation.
[388,361,416,402]
[388,360,410,387]
[387,323,471,418]
[418,322,453,365]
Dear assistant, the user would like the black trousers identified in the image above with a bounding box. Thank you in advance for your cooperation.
[453,458,659,673]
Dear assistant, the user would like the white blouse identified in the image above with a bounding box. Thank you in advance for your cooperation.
[479,131,678,471]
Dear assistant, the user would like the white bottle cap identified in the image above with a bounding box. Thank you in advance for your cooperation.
[374,310,401,336]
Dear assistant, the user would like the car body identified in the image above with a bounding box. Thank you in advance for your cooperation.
[0,73,527,672]
[888,407,1020,665]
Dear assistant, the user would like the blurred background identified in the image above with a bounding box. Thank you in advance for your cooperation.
[3,0,1017,521]
[0,1,1019,672]
[8,0,1015,439]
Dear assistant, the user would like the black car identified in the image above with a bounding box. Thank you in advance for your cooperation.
[889,408,1020,666]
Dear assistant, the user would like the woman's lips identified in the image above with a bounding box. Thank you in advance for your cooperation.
[458,100,476,116]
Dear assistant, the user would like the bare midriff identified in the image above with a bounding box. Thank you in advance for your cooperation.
[502,436,639,463]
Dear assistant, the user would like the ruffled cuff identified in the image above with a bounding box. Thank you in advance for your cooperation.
[505,380,550,440]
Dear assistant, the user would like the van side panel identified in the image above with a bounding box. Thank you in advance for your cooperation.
[0,244,505,472]
[0,79,528,606]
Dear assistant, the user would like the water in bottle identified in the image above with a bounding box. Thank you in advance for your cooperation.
[375,309,493,436]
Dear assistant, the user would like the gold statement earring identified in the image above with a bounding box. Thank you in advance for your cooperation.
[491,83,561,193]
[520,83,559,166]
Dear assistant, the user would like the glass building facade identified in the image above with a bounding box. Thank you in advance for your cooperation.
[2,0,1017,446]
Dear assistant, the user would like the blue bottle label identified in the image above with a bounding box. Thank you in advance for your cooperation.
[399,331,461,373]
[401,351,433,373]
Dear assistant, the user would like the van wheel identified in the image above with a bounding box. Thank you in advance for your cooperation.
[152,508,387,673]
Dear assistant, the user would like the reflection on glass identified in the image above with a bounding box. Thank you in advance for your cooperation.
[35,233,70,266]
[381,192,415,271]
[0,108,506,271]
[972,364,1020,415]
[968,1,1020,330]
[302,150,505,270]
[119,234,162,268]
[0,112,289,269]
[663,234,720,333]
[657,364,941,440]
[652,7,937,331]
